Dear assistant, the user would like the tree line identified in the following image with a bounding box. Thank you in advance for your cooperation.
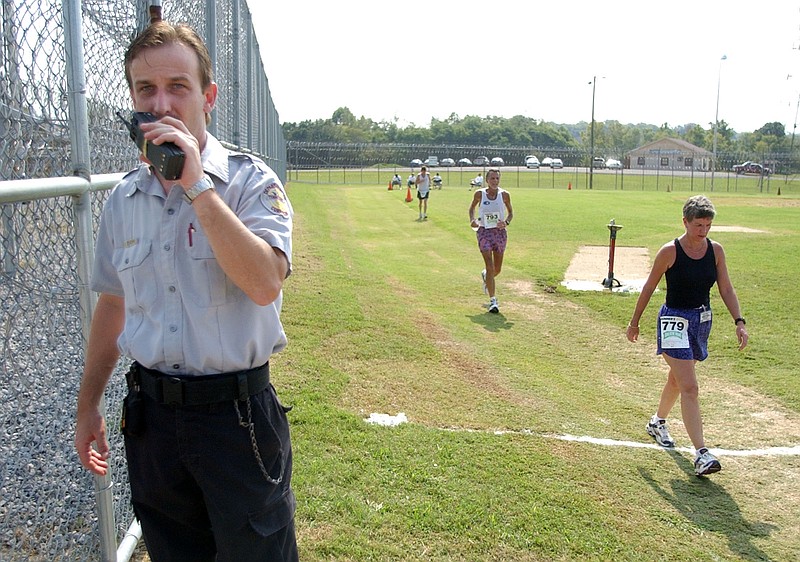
[283,107,794,159]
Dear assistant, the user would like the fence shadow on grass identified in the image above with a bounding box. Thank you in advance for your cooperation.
[638,452,777,561]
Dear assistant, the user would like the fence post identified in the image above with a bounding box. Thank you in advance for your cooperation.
[245,7,254,151]
[231,0,241,147]
[63,0,118,560]
[205,0,217,138]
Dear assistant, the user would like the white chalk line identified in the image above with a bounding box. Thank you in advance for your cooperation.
[461,427,800,457]
[365,414,800,458]
[545,433,800,458]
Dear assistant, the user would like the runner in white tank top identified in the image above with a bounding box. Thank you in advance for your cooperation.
[468,168,514,313]
[415,166,432,219]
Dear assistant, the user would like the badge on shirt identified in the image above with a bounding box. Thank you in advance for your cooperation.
[261,183,289,218]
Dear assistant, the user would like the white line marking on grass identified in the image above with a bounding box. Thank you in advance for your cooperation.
[365,412,408,426]
[546,433,691,452]
[366,415,800,458]
[549,433,800,458]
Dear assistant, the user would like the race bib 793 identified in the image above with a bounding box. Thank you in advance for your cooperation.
[482,211,500,229]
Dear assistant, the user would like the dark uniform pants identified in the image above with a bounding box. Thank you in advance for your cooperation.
[123,385,298,562]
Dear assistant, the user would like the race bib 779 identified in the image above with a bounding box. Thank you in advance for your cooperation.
[660,315,689,349]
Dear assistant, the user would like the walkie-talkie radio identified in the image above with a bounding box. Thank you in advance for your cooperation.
[117,111,186,180]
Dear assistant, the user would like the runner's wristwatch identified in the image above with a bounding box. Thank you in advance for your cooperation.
[734,317,746,325]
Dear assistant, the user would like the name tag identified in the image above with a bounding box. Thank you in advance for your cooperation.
[660,315,689,349]
[482,212,500,229]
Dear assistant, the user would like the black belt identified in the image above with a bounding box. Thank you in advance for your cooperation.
[129,361,270,406]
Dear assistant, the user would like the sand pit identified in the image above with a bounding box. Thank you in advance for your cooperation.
[711,225,767,233]
[562,225,766,292]
[562,245,651,292]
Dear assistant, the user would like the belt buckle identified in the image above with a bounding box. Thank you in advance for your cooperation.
[162,377,185,405]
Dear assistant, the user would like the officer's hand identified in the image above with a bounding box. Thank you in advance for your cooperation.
[75,408,110,476]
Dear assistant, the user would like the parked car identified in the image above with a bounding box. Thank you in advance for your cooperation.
[606,158,623,169]
[441,157,456,167]
[540,157,553,167]
[551,158,564,169]
[490,157,505,167]
[474,156,490,166]
[592,157,605,169]
[732,161,771,175]
[410,158,423,168]
[525,156,540,169]
[457,157,472,166]
[424,155,439,167]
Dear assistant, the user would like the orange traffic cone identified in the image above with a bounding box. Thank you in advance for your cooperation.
[568,182,572,190]
[405,186,413,202]
[388,181,392,190]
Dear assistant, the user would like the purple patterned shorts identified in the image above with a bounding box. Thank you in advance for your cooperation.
[477,227,507,253]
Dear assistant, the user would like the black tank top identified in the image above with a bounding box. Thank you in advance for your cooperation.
[665,238,717,309]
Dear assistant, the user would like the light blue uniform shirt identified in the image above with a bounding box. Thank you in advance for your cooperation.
[91,134,293,376]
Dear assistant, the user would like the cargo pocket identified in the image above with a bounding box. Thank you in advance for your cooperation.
[247,490,296,538]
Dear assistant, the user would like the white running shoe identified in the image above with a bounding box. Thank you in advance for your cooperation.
[481,270,487,294]
[694,448,722,476]
[488,297,499,314]
[646,419,675,448]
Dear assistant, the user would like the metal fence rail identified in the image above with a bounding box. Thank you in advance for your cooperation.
[1,1,286,561]
[0,177,125,562]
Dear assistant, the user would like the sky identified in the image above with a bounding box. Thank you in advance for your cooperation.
[246,0,800,135]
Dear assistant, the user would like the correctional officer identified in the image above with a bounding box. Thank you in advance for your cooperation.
[74,21,298,560]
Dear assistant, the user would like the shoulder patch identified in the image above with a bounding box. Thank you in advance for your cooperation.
[261,183,290,218]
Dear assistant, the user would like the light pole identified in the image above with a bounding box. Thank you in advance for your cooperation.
[589,76,597,190]
[784,92,800,197]
[589,76,604,190]
[790,92,800,154]
[711,54,727,190]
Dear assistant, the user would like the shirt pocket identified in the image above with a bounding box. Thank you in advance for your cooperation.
[185,228,237,307]
[112,240,157,308]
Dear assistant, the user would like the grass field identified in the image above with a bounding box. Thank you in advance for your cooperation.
[269,179,799,561]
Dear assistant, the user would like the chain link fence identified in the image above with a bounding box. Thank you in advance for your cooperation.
[286,142,799,176]
[286,142,799,195]
[1,1,285,560]
[0,189,115,562]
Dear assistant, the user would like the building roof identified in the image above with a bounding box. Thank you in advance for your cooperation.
[627,137,712,157]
